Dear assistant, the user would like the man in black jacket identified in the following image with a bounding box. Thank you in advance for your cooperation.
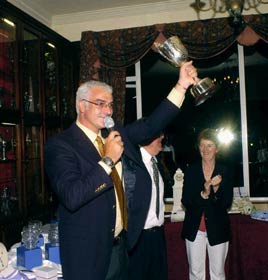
[45,61,197,280]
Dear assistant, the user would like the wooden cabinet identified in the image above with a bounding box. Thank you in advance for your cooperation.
[0,2,76,249]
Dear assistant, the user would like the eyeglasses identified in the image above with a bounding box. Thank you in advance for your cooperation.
[82,99,113,109]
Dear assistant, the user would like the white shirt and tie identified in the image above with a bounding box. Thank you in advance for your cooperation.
[140,147,165,229]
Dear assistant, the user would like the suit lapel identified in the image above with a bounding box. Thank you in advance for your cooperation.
[67,123,101,163]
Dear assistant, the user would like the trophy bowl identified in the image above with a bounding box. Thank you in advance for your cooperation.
[154,36,218,106]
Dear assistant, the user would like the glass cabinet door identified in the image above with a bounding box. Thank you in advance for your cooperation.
[44,41,58,117]
[22,29,41,113]
[23,126,43,213]
[0,5,75,248]
[0,124,19,217]
[0,17,16,110]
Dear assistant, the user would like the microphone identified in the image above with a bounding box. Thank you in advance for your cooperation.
[104,115,115,132]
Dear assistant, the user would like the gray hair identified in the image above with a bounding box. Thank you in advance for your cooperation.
[75,80,113,114]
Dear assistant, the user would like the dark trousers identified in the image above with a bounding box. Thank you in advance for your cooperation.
[128,226,168,280]
[105,231,128,280]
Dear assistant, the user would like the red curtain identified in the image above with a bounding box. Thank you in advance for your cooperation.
[80,14,268,123]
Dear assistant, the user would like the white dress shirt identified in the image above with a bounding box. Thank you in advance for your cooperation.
[140,147,165,229]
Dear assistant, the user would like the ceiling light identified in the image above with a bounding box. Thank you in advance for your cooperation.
[2,18,15,27]
[47,42,56,49]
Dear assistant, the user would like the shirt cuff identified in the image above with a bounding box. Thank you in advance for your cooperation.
[98,161,112,174]
[167,87,185,108]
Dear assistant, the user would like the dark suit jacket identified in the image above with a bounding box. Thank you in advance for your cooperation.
[44,98,180,280]
[181,160,234,246]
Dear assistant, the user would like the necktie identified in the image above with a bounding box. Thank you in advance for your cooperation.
[95,136,128,230]
[151,157,160,218]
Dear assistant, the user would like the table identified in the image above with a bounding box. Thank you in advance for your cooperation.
[164,214,268,280]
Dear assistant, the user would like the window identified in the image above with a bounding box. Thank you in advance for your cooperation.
[136,42,268,200]
[245,41,268,200]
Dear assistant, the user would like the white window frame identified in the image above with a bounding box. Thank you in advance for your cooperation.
[126,61,142,119]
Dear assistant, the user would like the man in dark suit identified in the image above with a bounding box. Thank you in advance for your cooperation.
[44,61,197,280]
[129,132,169,280]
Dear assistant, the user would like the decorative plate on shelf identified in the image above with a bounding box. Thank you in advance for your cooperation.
[0,242,8,272]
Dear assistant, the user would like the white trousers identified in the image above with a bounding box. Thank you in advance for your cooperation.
[185,230,229,280]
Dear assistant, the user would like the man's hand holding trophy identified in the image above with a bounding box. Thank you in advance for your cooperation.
[154,35,218,106]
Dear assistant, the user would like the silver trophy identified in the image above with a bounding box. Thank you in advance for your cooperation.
[0,134,8,161]
[154,36,217,106]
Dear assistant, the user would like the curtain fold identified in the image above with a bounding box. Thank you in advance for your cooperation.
[246,14,268,42]
[80,25,159,122]
[80,14,268,123]
[162,18,236,59]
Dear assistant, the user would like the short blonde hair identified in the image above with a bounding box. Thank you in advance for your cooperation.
[197,128,219,148]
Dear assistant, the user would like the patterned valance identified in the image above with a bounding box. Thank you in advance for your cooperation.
[80,14,268,123]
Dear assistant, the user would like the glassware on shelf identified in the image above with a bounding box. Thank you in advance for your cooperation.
[28,220,44,247]
[0,186,12,217]
[21,225,39,249]
[23,91,33,112]
[46,96,57,116]
[28,220,42,236]
[25,132,32,159]
[62,97,68,117]
[0,134,8,161]
[48,222,59,246]
[25,133,32,146]
[11,137,16,156]
[0,130,16,160]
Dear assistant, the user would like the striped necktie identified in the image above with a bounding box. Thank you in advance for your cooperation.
[151,157,160,218]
